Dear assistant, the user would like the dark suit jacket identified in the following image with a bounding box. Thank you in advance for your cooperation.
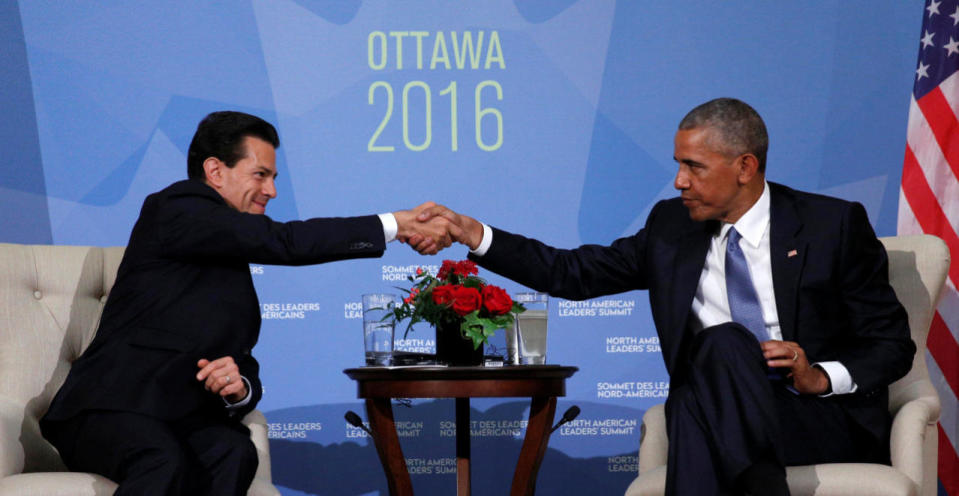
[43,179,385,423]
[471,182,915,444]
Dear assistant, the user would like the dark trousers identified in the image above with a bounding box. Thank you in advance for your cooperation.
[664,323,880,495]
[42,410,258,496]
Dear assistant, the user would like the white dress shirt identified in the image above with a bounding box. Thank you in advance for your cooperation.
[379,213,398,242]
[689,182,780,337]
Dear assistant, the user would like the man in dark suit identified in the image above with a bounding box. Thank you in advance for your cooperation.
[417,98,915,495]
[40,111,456,495]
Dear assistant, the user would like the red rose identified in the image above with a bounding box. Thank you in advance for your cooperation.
[450,285,482,316]
[432,284,455,305]
[481,285,513,315]
[453,260,478,277]
[437,260,456,280]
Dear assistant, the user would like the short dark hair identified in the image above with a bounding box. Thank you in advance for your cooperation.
[187,111,280,180]
[678,98,768,172]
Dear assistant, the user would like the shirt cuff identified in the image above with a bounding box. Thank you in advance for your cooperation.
[469,223,493,256]
[379,213,398,243]
[224,376,253,409]
[813,361,857,396]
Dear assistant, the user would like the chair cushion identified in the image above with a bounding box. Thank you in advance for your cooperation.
[786,463,917,496]
[0,472,117,495]
[248,479,282,496]
[623,464,917,496]
[624,466,665,496]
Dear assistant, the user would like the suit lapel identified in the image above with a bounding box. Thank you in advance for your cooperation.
[769,185,806,342]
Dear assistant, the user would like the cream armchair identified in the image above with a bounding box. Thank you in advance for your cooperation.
[625,234,950,496]
[0,243,280,495]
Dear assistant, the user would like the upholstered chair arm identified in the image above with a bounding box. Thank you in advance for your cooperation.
[0,395,25,478]
[623,403,669,495]
[638,403,668,473]
[890,396,940,491]
[241,409,274,486]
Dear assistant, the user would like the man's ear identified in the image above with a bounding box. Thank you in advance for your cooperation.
[203,157,225,188]
[737,154,761,184]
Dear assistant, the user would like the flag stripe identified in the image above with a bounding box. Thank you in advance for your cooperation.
[929,353,959,496]
[907,94,959,234]
[929,355,959,452]
[939,423,959,496]
[901,145,959,287]
[928,311,959,400]
[900,187,959,348]
[940,70,959,114]
[939,280,959,338]
[898,188,924,236]
[917,87,959,181]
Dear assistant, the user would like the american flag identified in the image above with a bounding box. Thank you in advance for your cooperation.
[899,0,959,493]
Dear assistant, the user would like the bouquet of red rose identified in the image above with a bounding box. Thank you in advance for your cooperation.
[390,259,524,349]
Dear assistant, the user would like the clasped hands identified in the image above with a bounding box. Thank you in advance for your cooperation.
[393,202,483,255]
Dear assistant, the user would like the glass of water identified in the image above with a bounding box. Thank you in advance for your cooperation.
[362,294,399,366]
[514,292,548,365]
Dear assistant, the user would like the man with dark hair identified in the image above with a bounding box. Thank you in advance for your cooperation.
[419,98,915,495]
[40,110,455,495]
[678,97,769,173]
[186,111,281,181]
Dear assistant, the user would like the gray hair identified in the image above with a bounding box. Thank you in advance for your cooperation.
[678,98,768,172]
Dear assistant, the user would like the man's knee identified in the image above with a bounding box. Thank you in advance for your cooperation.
[213,428,256,461]
[690,322,764,364]
[200,428,259,482]
[202,433,258,495]
[117,441,199,495]
[134,446,189,477]
[231,436,259,475]
[664,383,700,428]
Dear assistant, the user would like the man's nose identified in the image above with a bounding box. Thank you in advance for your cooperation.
[264,178,277,198]
[674,169,689,190]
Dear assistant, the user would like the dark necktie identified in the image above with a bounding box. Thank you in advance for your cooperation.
[725,227,768,342]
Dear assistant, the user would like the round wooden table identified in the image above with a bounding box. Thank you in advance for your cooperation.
[343,365,578,496]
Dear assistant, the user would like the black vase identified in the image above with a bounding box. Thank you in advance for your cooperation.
[434,319,484,366]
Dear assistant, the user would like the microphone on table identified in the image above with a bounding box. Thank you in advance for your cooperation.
[550,405,581,434]
[345,410,373,436]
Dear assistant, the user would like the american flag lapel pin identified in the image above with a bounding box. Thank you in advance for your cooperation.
[787,249,798,258]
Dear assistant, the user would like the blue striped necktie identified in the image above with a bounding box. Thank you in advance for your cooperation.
[725,227,768,342]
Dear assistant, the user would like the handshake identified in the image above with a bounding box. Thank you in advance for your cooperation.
[392,202,483,255]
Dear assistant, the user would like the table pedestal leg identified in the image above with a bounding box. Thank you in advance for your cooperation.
[366,398,414,496]
[510,396,557,496]
[455,397,471,496]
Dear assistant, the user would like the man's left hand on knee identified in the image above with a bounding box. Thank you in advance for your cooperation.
[196,356,249,402]
[761,340,830,394]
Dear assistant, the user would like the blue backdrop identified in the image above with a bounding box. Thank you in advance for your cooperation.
[0,1,923,494]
